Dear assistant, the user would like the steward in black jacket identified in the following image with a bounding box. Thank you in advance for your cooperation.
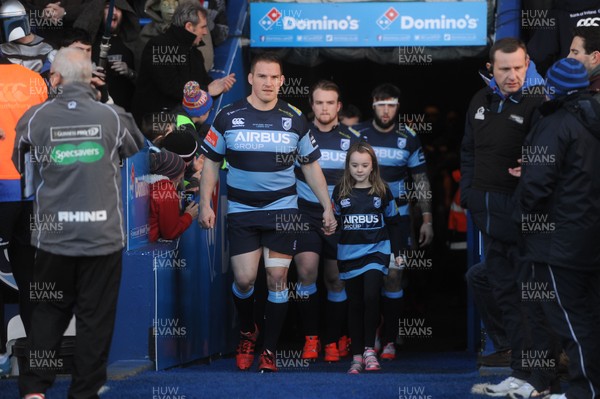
[461,69,545,243]
[519,91,600,270]
[461,40,548,388]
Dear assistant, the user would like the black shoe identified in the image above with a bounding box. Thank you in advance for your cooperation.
[478,349,511,367]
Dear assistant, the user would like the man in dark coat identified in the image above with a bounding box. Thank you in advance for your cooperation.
[462,37,546,397]
[518,57,600,399]
[132,0,235,124]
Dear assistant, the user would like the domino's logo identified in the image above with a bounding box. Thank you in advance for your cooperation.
[260,7,282,30]
[377,7,399,30]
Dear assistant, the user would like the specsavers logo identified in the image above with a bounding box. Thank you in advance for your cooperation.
[51,142,104,165]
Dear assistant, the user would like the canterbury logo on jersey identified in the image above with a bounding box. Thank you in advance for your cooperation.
[576,17,600,26]
[232,118,245,127]
[234,131,292,144]
[343,214,383,230]
[0,82,29,103]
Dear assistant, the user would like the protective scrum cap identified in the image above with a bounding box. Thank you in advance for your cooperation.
[0,0,30,43]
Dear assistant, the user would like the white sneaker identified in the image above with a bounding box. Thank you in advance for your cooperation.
[363,349,381,371]
[381,342,396,360]
[483,377,527,397]
[508,382,549,399]
[543,395,566,399]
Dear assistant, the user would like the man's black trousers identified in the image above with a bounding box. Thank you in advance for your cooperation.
[533,263,600,399]
[19,249,122,399]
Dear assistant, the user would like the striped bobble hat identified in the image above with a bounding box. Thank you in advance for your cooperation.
[150,149,185,180]
[182,81,213,117]
[545,58,589,100]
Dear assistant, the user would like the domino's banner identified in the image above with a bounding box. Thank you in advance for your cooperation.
[250,2,487,47]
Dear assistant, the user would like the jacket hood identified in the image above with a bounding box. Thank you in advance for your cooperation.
[488,60,544,98]
[522,60,544,90]
[541,92,600,139]
[144,0,164,24]
[74,0,140,45]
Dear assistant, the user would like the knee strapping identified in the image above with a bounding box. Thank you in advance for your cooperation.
[263,247,292,268]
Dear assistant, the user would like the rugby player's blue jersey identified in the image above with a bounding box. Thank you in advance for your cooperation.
[295,123,361,208]
[356,121,426,216]
[201,99,320,214]
[332,185,400,279]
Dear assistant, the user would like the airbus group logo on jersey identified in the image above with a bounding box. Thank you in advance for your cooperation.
[234,131,292,144]
[320,150,346,163]
[259,6,360,31]
[373,146,405,161]
[343,214,383,230]
[232,131,293,151]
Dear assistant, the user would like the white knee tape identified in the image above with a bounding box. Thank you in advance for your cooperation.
[263,247,292,268]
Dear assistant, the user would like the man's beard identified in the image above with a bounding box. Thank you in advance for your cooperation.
[316,114,335,126]
[374,114,396,130]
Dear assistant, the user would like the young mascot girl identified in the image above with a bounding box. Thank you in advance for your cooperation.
[332,141,403,374]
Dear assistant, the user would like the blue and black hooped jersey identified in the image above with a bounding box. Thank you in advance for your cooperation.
[201,99,320,214]
[357,121,426,216]
[295,123,361,211]
[332,185,400,279]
